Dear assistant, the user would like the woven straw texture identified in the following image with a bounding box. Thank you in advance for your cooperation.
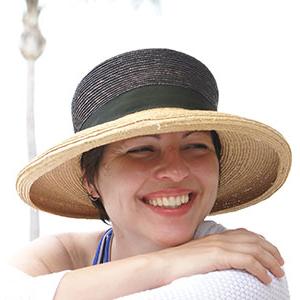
[16,48,292,218]
[16,108,291,218]
[72,48,218,132]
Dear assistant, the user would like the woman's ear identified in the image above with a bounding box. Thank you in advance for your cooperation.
[82,176,100,198]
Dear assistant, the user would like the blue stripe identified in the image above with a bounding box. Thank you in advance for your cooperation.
[103,228,113,263]
[92,228,113,265]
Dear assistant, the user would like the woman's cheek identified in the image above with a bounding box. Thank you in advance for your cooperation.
[190,154,219,175]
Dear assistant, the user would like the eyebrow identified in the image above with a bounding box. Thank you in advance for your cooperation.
[183,131,201,138]
[142,131,205,140]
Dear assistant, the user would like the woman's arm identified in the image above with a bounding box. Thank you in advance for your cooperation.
[8,228,285,300]
[55,228,285,299]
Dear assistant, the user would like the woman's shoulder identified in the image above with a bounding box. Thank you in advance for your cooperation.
[55,230,105,268]
[9,230,106,276]
[194,220,226,239]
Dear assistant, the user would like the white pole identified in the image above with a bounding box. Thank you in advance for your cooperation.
[27,59,40,240]
[20,0,45,241]
[26,60,36,160]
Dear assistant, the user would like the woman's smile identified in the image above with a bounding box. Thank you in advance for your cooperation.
[141,191,197,217]
[94,131,219,248]
[144,193,191,208]
[140,188,197,214]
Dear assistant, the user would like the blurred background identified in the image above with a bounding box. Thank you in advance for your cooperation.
[1,0,299,298]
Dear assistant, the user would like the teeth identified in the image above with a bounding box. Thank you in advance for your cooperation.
[147,194,190,208]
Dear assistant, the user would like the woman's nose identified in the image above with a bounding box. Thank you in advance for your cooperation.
[154,148,189,182]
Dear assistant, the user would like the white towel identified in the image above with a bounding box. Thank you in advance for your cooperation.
[118,270,289,300]
[1,264,68,300]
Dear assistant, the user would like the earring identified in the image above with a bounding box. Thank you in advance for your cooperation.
[88,194,100,202]
[88,194,103,210]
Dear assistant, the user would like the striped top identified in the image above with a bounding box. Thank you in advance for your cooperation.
[92,227,113,265]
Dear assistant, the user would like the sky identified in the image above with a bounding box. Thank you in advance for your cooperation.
[1,0,299,298]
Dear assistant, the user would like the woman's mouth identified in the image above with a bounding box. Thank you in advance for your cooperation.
[143,193,194,209]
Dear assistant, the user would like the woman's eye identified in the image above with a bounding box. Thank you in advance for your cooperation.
[127,146,154,154]
[184,143,208,150]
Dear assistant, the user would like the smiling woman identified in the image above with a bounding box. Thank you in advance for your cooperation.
[84,131,219,252]
[8,48,291,299]
[81,130,221,222]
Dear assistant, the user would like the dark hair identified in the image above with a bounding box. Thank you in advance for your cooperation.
[80,131,222,222]
[211,130,222,161]
[80,146,109,222]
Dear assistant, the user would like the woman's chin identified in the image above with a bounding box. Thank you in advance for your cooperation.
[151,228,195,248]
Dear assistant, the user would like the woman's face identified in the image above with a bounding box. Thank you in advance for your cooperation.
[95,131,219,248]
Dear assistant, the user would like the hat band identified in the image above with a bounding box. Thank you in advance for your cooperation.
[79,85,217,131]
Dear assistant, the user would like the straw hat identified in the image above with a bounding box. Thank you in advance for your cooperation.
[16,48,292,219]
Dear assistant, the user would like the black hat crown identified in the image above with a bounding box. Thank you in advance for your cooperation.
[72,48,219,133]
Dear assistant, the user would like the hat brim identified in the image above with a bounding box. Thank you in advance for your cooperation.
[16,108,292,219]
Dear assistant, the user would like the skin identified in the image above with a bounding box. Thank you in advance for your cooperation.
[10,131,286,300]
[87,131,219,259]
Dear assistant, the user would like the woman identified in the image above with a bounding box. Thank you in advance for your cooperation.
[10,48,291,299]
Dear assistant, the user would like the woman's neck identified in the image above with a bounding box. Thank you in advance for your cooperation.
[110,225,196,261]
[111,231,166,261]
